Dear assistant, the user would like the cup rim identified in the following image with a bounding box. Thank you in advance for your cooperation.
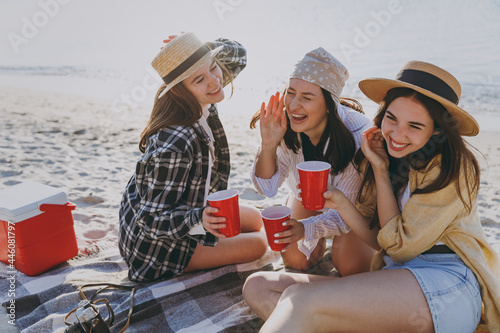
[261,205,292,220]
[296,161,331,172]
[206,189,239,201]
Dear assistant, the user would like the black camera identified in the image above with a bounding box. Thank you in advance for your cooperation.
[65,300,110,333]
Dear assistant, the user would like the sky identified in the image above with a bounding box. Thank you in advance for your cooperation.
[1,0,499,77]
[0,0,499,121]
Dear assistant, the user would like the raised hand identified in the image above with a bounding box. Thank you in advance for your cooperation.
[361,126,390,171]
[259,92,288,149]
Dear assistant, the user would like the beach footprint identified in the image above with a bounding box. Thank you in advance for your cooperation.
[74,193,106,207]
[83,228,107,240]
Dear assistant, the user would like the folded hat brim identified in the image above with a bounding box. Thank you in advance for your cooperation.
[159,45,224,98]
[359,78,479,136]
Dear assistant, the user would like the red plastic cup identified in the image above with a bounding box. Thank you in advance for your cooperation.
[261,206,292,251]
[296,161,331,211]
[207,189,241,237]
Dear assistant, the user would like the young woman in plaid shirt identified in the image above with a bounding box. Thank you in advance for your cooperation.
[119,33,267,282]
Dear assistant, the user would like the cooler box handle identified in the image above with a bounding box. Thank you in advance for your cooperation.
[39,202,76,212]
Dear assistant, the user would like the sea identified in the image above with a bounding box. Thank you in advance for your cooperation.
[0,0,499,130]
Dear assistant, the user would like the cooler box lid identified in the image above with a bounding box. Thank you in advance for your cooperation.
[0,182,68,223]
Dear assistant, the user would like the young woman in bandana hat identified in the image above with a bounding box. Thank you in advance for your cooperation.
[119,33,267,282]
[248,48,376,275]
[246,61,500,333]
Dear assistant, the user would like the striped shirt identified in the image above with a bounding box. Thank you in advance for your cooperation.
[251,103,371,258]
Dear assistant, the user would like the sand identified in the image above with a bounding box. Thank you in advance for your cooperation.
[0,84,499,260]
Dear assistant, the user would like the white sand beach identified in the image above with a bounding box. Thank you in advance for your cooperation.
[0,84,499,257]
[0,1,499,331]
[0,79,498,333]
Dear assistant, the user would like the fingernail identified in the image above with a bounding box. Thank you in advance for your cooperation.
[274,240,279,243]
[282,222,287,226]
[274,234,279,237]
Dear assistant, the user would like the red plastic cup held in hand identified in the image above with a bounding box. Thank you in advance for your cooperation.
[297,161,331,211]
[207,189,240,237]
[261,206,292,251]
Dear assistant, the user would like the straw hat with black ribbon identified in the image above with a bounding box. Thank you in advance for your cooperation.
[358,61,479,136]
[151,32,223,97]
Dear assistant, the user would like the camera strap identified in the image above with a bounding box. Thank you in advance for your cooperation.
[64,283,136,333]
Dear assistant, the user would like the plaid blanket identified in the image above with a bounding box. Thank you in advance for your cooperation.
[0,242,338,333]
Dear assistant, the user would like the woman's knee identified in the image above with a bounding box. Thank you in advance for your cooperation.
[234,232,267,262]
[282,238,326,271]
[332,256,370,276]
[282,255,314,271]
[331,234,375,276]
[243,272,270,303]
[240,205,263,231]
[251,233,268,258]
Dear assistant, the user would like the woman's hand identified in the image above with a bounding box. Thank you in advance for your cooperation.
[259,92,288,148]
[274,219,305,252]
[323,187,348,210]
[361,126,390,171]
[202,206,227,238]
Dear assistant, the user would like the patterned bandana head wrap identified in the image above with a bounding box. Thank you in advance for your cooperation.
[290,47,349,103]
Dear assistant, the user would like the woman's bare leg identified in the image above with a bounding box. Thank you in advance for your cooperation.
[330,229,376,276]
[242,271,333,320]
[261,269,434,333]
[281,197,375,275]
[185,205,267,271]
[238,204,264,232]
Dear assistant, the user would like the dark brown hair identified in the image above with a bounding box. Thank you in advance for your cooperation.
[250,88,364,175]
[355,87,481,227]
[139,59,233,153]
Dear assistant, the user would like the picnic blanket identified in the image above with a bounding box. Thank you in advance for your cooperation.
[0,241,338,333]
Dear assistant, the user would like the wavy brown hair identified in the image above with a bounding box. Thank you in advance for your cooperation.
[354,87,481,228]
[139,59,233,153]
[250,88,364,175]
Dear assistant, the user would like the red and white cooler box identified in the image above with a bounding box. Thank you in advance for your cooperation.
[0,182,78,276]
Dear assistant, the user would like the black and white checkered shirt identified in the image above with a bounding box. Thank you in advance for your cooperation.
[119,38,246,282]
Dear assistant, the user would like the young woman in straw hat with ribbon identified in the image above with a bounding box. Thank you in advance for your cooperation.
[247,61,500,332]
[247,48,376,275]
[119,32,267,282]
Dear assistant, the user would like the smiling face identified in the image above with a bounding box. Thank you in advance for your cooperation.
[285,78,329,145]
[381,96,436,158]
[182,59,224,110]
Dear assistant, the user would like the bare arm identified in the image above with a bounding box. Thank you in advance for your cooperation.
[323,189,380,250]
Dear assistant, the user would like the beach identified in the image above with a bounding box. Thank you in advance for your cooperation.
[1,0,499,331]
[0,84,286,252]
[1,83,499,257]
[0,78,498,333]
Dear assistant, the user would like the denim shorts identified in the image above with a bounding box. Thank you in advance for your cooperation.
[382,253,482,333]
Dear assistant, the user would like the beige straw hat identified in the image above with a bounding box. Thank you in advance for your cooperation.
[358,61,479,136]
[151,32,223,95]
